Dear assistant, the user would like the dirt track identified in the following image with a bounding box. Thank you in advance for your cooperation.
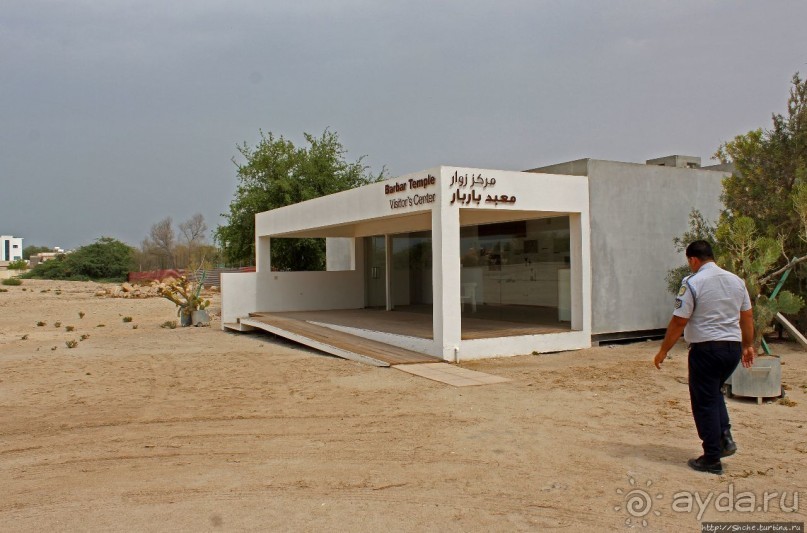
[1,279,805,531]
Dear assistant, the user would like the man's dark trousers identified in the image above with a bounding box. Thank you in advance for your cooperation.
[688,341,742,462]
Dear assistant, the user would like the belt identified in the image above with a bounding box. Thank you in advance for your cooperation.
[689,340,741,348]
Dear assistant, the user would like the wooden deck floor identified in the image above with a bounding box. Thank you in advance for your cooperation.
[261,307,569,340]
[242,312,440,366]
[234,307,570,367]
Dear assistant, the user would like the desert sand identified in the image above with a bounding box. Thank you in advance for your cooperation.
[1,279,805,532]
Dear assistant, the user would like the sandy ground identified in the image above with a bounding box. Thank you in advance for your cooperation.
[1,279,805,532]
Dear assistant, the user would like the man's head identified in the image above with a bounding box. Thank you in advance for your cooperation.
[685,240,714,272]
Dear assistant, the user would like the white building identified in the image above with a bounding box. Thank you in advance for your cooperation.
[0,235,23,262]
[221,156,727,364]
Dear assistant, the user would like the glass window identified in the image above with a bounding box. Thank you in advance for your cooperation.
[391,231,432,309]
[460,216,572,328]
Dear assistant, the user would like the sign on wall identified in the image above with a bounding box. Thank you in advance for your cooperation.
[448,171,516,206]
[384,174,437,210]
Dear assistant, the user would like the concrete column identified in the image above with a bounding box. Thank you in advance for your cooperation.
[385,234,392,311]
[257,236,271,273]
[432,201,461,361]
[569,213,591,334]
[355,237,366,306]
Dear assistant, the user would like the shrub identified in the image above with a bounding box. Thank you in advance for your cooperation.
[36,321,46,327]
[8,259,28,270]
[65,326,75,332]
[161,320,178,329]
[21,334,29,340]
[0,288,7,292]
[54,322,62,328]
[65,340,78,349]
[80,334,90,341]
[132,324,138,329]
[122,316,133,323]
[21,237,135,281]
[78,311,85,319]
[2,278,22,286]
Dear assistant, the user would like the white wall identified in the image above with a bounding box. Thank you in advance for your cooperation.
[255,270,364,312]
[254,168,440,239]
[326,238,355,270]
[222,270,365,325]
[459,331,592,360]
[221,272,258,326]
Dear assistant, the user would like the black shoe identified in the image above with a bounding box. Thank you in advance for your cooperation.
[721,429,737,458]
[688,456,723,474]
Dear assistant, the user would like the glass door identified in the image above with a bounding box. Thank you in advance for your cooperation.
[364,236,386,308]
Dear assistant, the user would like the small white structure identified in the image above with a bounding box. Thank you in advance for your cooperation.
[222,157,727,361]
[0,235,23,262]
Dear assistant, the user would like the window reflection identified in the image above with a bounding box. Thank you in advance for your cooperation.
[460,217,571,326]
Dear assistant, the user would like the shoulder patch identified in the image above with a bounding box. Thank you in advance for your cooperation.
[678,285,687,297]
[674,298,683,309]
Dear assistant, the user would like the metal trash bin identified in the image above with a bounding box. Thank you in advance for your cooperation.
[724,355,783,404]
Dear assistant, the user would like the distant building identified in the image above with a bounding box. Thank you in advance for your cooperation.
[0,235,23,262]
[29,249,66,268]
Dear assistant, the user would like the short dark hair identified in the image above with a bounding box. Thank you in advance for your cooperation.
[686,240,714,260]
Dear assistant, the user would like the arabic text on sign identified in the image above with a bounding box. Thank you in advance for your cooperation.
[484,194,517,205]
[449,171,495,189]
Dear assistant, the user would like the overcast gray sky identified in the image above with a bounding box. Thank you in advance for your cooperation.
[2,0,806,250]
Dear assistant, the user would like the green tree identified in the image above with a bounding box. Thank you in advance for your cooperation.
[23,237,135,281]
[715,216,803,348]
[665,209,718,294]
[669,209,806,350]
[22,245,52,260]
[716,73,807,262]
[215,129,385,269]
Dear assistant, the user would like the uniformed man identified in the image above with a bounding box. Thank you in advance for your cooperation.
[653,240,755,475]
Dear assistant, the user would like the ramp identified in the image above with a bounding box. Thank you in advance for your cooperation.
[235,312,440,367]
[776,312,807,351]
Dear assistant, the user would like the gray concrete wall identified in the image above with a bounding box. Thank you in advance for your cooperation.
[529,159,727,335]
[585,160,725,334]
[527,159,590,176]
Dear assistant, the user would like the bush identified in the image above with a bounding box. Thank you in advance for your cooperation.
[122,316,133,323]
[7,259,28,270]
[21,237,135,281]
[23,245,52,260]
[2,278,22,286]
